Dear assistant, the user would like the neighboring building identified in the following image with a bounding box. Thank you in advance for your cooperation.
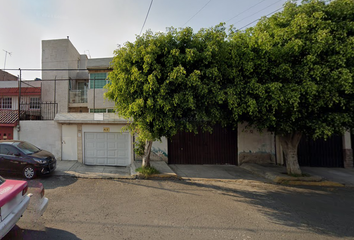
[0,70,18,81]
[0,72,41,140]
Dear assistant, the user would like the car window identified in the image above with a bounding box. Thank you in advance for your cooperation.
[15,142,40,155]
[0,145,20,156]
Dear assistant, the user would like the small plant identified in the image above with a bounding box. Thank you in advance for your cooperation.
[136,166,159,178]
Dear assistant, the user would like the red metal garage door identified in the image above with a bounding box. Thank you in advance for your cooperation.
[0,127,14,140]
[168,125,238,165]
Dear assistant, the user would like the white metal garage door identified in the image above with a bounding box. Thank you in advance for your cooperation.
[84,132,130,166]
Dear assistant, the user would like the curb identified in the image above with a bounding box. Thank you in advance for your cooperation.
[136,173,180,180]
[55,171,136,180]
[241,163,344,187]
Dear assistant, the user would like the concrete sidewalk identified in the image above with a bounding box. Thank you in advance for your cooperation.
[241,163,352,187]
[54,160,354,187]
[54,160,135,179]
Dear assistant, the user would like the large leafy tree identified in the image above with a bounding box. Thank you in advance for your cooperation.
[227,0,354,174]
[105,25,232,167]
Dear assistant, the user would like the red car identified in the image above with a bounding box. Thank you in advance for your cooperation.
[0,177,31,239]
[0,176,49,238]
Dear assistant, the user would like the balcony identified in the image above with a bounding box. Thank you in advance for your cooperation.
[69,90,87,107]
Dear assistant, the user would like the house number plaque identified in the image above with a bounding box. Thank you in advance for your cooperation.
[103,128,110,132]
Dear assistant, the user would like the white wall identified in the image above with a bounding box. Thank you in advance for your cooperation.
[238,123,275,165]
[18,121,62,160]
[42,39,84,113]
[134,137,168,162]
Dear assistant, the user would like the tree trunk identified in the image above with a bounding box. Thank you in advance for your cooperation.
[279,132,303,175]
[142,140,153,168]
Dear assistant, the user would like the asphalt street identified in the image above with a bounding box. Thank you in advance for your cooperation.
[4,175,354,240]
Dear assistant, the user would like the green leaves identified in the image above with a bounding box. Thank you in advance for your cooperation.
[106,0,354,143]
[106,24,231,141]
[229,0,354,138]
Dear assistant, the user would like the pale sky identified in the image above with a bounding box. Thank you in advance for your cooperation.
[0,0,295,80]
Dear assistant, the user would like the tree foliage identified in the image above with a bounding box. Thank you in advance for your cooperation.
[105,24,232,166]
[106,0,354,173]
[228,0,354,138]
[227,0,354,174]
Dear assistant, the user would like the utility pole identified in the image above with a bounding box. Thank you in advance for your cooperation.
[3,49,12,69]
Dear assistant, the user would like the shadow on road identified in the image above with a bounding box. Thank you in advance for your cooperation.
[3,225,81,240]
[0,172,78,190]
[169,179,354,239]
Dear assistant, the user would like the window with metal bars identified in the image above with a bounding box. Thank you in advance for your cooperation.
[30,97,40,109]
[0,97,12,109]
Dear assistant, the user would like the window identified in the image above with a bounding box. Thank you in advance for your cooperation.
[30,97,40,109]
[90,109,106,113]
[89,109,115,113]
[90,73,109,89]
[0,145,20,156]
[0,97,12,109]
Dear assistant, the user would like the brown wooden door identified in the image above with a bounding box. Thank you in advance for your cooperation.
[168,125,238,165]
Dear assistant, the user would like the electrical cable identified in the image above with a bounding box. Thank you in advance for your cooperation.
[182,0,212,27]
[226,0,267,23]
[139,0,154,35]
[233,0,284,26]
[238,6,284,30]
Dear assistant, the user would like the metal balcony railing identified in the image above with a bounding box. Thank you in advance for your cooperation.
[19,102,58,120]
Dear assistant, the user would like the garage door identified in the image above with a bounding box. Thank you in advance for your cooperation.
[298,135,343,167]
[168,125,238,165]
[84,132,130,166]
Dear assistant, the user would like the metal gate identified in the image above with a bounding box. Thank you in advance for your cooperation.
[168,125,238,165]
[298,135,343,167]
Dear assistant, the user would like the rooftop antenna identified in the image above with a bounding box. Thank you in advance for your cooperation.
[3,49,12,69]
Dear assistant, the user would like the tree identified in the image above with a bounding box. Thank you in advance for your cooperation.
[227,0,354,175]
[105,24,233,167]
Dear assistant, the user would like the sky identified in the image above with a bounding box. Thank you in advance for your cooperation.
[0,0,297,80]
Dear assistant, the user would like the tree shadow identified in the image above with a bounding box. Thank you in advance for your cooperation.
[171,179,354,238]
[3,225,81,240]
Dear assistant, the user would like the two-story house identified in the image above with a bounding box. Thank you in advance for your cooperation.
[0,70,41,140]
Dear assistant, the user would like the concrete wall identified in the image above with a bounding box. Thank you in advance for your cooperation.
[87,89,115,109]
[18,121,62,160]
[42,39,86,113]
[238,123,275,165]
[134,137,169,162]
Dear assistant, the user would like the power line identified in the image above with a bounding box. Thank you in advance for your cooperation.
[226,0,267,23]
[3,68,108,71]
[139,0,154,35]
[238,6,284,30]
[182,0,212,27]
[233,0,284,26]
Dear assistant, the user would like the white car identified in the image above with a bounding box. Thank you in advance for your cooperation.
[0,176,48,239]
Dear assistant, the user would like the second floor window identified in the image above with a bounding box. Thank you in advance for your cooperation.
[90,73,109,89]
[89,109,115,113]
[30,97,40,109]
[1,97,12,109]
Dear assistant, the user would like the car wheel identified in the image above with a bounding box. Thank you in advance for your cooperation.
[23,166,36,179]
